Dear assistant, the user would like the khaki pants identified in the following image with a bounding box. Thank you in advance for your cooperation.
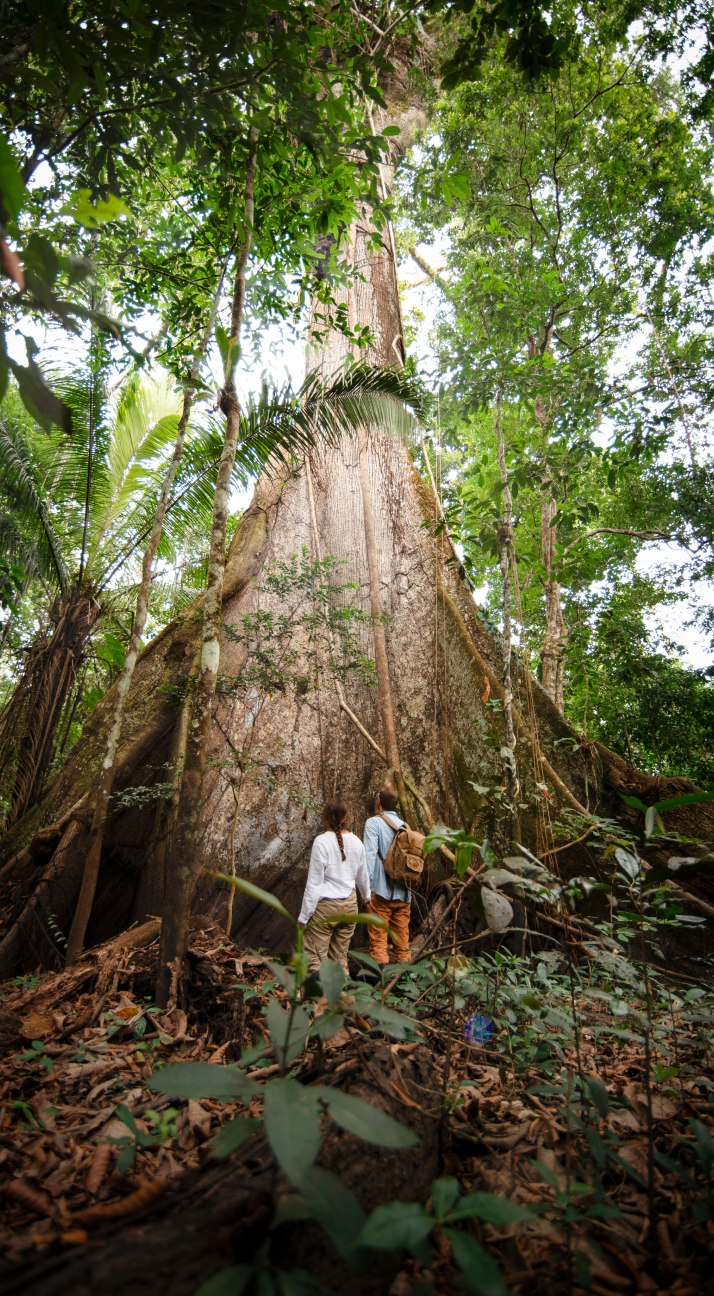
[303,891,358,974]
[367,894,412,963]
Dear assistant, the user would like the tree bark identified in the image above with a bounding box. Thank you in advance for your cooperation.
[64,269,228,965]
[357,428,413,827]
[0,594,100,830]
[494,391,516,755]
[540,493,566,710]
[156,142,257,1007]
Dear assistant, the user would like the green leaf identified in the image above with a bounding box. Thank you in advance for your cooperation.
[195,1266,255,1296]
[316,1087,420,1148]
[299,1166,366,1264]
[312,1011,346,1041]
[691,1119,714,1175]
[574,1252,592,1292]
[359,1002,420,1040]
[431,1178,460,1220]
[263,1078,321,1187]
[619,794,648,813]
[442,1229,511,1296]
[0,135,25,221]
[585,1126,607,1170]
[349,952,383,975]
[653,1151,696,1188]
[116,1143,136,1176]
[653,791,714,813]
[97,632,127,668]
[448,1192,534,1224]
[210,1117,261,1160]
[319,958,345,1008]
[265,1000,311,1067]
[358,1200,432,1250]
[60,189,131,229]
[207,870,295,922]
[8,356,72,433]
[147,1061,259,1102]
[314,912,390,931]
[585,1077,609,1119]
[114,1102,139,1136]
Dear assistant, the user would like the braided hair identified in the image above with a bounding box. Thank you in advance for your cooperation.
[323,796,350,860]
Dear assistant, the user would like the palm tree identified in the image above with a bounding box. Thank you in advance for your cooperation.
[0,373,217,828]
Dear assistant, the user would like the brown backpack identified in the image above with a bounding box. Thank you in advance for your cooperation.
[378,814,426,889]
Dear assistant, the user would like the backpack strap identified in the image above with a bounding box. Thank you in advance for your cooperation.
[376,814,403,901]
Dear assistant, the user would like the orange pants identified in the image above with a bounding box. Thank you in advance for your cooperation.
[367,894,412,964]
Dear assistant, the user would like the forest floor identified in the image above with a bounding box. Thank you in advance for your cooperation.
[0,920,713,1295]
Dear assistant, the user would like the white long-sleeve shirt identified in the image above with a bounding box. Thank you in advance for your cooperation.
[298,830,371,924]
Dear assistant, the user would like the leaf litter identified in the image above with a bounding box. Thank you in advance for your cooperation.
[0,918,713,1294]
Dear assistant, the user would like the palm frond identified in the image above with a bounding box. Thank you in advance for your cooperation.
[0,419,71,593]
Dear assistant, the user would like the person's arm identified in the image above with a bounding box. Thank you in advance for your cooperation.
[354,841,371,905]
[298,838,326,925]
[362,817,380,884]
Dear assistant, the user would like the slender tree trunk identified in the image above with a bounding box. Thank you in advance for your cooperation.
[539,493,566,710]
[357,428,414,827]
[64,274,227,965]
[156,142,257,1008]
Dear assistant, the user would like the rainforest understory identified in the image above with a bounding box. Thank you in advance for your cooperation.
[3,0,714,1291]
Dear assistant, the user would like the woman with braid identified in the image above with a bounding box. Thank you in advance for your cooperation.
[298,796,370,974]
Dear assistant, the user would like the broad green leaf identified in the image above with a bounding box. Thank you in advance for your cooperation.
[349,952,383,975]
[585,1126,607,1169]
[299,1166,366,1264]
[319,958,345,1008]
[195,1266,254,1296]
[263,1078,321,1187]
[147,1061,259,1102]
[443,1229,511,1296]
[265,999,310,1067]
[448,1192,534,1224]
[585,1076,609,1118]
[211,1117,261,1160]
[654,791,714,813]
[620,794,648,814]
[207,870,294,922]
[8,356,72,432]
[314,912,390,931]
[614,848,639,880]
[0,135,25,221]
[116,1143,136,1176]
[691,1118,714,1174]
[358,1200,432,1249]
[312,1010,346,1040]
[653,1150,696,1187]
[114,1102,138,1136]
[431,1177,460,1220]
[316,1086,420,1148]
[359,1001,421,1040]
[60,189,131,228]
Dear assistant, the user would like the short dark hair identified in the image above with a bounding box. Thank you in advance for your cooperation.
[377,785,399,812]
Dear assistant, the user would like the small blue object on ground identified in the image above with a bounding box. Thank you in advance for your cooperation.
[463,1013,494,1045]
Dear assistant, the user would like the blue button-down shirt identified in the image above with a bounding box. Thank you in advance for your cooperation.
[363,812,411,904]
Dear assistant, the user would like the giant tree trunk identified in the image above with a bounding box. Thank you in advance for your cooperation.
[1,144,714,975]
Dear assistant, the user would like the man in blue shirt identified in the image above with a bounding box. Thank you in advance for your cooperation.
[363,785,412,967]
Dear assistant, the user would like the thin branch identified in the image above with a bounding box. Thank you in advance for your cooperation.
[562,526,674,555]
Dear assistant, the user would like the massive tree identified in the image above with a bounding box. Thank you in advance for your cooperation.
[2,8,714,981]
[2,135,714,980]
